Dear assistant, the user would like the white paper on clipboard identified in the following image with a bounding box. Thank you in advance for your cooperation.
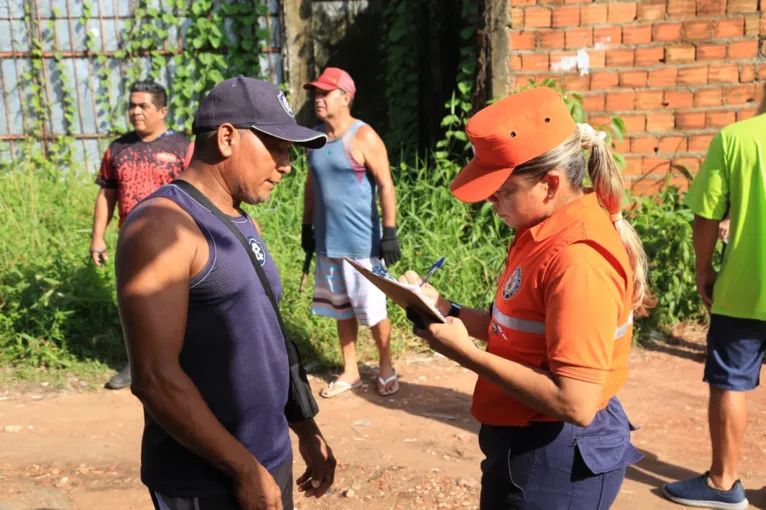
[342,257,447,324]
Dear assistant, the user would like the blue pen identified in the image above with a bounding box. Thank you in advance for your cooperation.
[420,257,445,287]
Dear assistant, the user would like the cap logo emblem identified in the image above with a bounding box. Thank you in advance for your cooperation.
[277,91,294,118]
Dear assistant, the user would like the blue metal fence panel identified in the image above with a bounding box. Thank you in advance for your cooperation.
[0,0,284,172]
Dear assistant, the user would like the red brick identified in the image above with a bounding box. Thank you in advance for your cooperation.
[725,84,756,104]
[728,40,758,60]
[511,0,537,6]
[606,48,635,67]
[622,25,652,45]
[676,111,707,129]
[636,90,664,110]
[658,136,688,153]
[590,71,619,89]
[621,70,648,87]
[707,110,736,128]
[683,21,713,40]
[667,0,696,17]
[648,68,678,87]
[715,18,745,38]
[608,3,637,23]
[678,66,709,85]
[550,50,577,69]
[740,65,755,82]
[606,90,635,111]
[697,44,727,61]
[646,112,675,132]
[631,135,659,153]
[697,0,726,15]
[673,157,701,174]
[663,90,693,109]
[622,114,647,133]
[635,46,665,65]
[565,0,591,4]
[709,63,740,83]
[728,0,758,13]
[745,15,760,36]
[522,53,551,70]
[563,72,591,91]
[653,23,682,42]
[511,31,537,50]
[694,87,723,107]
[594,26,622,46]
[552,6,581,27]
[587,50,607,69]
[737,108,757,121]
[629,176,690,196]
[638,4,666,21]
[761,13,766,35]
[580,4,607,24]
[510,55,523,70]
[583,92,606,112]
[642,156,672,175]
[613,138,631,154]
[666,45,696,63]
[538,30,566,49]
[623,157,643,176]
[566,28,593,49]
[511,8,524,27]
[525,8,553,28]
[689,134,715,152]
[759,66,766,80]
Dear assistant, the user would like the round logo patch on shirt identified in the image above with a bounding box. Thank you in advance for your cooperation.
[277,92,295,118]
[503,266,522,300]
[154,151,180,164]
[248,237,267,266]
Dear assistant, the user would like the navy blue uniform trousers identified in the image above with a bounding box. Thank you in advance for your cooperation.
[479,397,643,509]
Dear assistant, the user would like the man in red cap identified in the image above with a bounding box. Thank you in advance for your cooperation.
[301,67,402,398]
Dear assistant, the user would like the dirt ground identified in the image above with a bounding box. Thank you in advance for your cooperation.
[1,329,765,510]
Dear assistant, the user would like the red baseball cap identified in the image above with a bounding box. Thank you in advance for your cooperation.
[450,87,577,203]
[304,67,357,98]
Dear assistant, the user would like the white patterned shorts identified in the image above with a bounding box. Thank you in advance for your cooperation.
[311,256,388,327]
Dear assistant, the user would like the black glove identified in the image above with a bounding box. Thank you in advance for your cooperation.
[301,224,315,255]
[380,226,401,266]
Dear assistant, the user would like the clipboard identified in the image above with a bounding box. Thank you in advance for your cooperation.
[342,257,447,324]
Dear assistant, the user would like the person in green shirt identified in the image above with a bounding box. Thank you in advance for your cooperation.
[663,101,766,510]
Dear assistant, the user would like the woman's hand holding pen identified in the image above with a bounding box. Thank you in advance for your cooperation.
[398,270,450,316]
[398,271,476,363]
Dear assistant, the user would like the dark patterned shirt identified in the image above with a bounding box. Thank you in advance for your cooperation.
[96,130,193,227]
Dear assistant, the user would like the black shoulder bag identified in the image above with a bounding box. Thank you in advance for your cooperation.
[172,179,319,423]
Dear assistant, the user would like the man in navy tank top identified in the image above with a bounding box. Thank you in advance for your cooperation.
[115,76,335,510]
[301,67,403,398]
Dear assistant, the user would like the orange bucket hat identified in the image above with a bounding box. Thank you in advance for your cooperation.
[450,87,577,203]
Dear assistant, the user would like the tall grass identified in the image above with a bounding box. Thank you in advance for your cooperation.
[0,146,710,373]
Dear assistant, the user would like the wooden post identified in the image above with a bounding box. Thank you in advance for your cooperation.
[281,0,314,126]
[489,0,512,99]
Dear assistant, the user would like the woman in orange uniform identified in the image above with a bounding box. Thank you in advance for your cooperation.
[402,87,653,509]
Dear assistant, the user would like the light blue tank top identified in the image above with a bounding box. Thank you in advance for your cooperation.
[308,120,381,258]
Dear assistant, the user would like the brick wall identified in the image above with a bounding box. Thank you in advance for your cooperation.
[507,0,765,194]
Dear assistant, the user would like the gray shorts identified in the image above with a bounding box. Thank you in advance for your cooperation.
[150,455,294,510]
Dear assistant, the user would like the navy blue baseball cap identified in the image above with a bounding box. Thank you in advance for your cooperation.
[192,75,327,149]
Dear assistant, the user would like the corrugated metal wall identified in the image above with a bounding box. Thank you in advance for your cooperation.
[0,0,283,172]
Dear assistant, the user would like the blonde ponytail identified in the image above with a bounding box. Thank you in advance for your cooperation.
[513,127,655,317]
[580,127,654,316]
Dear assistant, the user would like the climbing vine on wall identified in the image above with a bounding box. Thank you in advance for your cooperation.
[10,0,275,170]
[382,0,420,154]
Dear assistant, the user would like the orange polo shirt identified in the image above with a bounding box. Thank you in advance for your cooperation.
[471,192,634,427]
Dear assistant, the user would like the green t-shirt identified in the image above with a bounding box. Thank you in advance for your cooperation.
[684,113,766,320]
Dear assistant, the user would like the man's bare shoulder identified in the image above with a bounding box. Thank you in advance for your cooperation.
[355,123,384,147]
[117,197,201,258]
